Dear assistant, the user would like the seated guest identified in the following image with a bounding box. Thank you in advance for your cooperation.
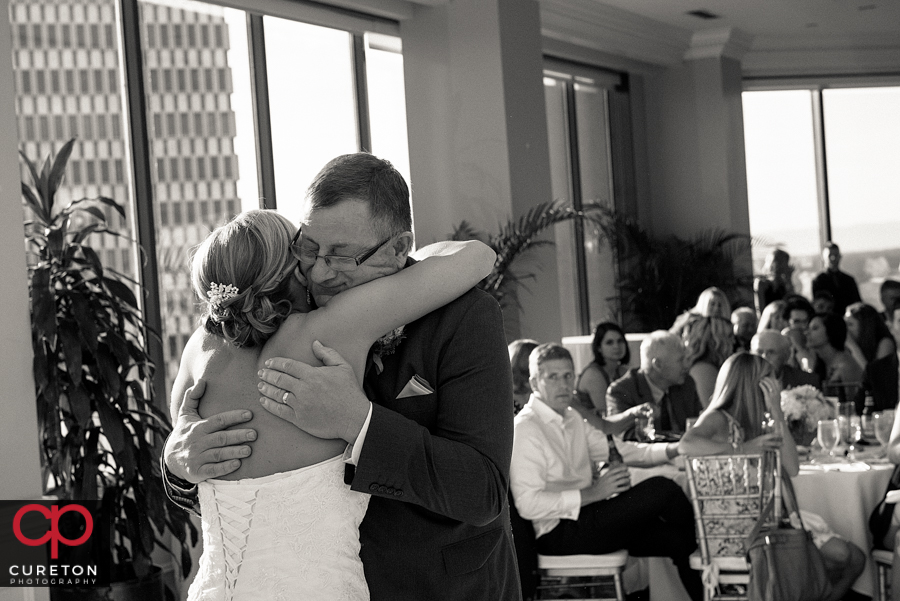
[812,290,836,316]
[680,353,865,601]
[859,298,900,411]
[880,279,900,324]
[750,330,822,390]
[509,339,540,415]
[880,407,900,600]
[806,312,864,402]
[576,322,629,416]
[754,248,794,315]
[671,286,731,337]
[510,343,702,601]
[782,294,818,374]
[757,299,788,333]
[607,331,703,440]
[731,306,757,352]
[844,301,896,370]
[682,316,734,408]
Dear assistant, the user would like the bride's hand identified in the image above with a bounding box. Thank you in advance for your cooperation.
[258,341,371,444]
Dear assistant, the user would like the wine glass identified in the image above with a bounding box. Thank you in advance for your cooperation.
[874,411,895,455]
[817,419,840,462]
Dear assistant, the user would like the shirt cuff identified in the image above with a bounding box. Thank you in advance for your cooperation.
[343,402,373,466]
[561,489,582,521]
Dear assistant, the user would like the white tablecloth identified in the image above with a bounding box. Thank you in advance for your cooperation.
[792,461,894,597]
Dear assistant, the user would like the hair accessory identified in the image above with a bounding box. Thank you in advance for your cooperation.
[207,282,239,310]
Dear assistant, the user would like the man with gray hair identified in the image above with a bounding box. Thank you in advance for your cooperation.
[606,331,703,441]
[750,329,821,390]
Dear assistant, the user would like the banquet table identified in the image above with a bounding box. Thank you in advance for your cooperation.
[792,458,894,598]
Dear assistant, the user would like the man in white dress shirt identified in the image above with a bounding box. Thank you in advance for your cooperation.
[510,343,702,601]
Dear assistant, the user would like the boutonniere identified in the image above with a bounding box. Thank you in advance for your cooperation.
[372,326,406,374]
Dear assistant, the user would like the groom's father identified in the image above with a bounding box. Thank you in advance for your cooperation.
[163,153,520,601]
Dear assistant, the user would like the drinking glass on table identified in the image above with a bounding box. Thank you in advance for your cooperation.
[874,410,895,455]
[817,419,840,462]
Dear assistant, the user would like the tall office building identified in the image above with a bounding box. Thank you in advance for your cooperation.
[11,0,242,386]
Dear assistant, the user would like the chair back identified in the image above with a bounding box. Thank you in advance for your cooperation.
[684,452,782,563]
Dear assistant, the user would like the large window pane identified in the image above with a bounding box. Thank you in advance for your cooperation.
[139,0,257,387]
[265,17,357,224]
[823,87,900,309]
[365,34,411,192]
[742,90,821,297]
[574,82,618,326]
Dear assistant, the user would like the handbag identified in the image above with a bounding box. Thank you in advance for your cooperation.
[744,474,832,601]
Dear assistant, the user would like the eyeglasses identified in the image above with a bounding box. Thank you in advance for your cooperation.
[289,228,394,273]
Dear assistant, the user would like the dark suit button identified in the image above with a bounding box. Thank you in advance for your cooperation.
[369,483,379,492]
[377,485,387,493]
[386,487,394,495]
[394,490,403,497]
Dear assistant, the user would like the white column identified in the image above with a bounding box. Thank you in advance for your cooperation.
[400,0,558,341]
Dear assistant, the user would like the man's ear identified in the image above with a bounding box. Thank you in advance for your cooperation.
[390,232,415,262]
[529,375,539,394]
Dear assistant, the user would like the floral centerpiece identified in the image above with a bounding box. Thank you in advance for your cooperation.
[780,385,837,446]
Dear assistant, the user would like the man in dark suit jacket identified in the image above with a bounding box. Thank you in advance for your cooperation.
[163,154,520,601]
[606,331,703,441]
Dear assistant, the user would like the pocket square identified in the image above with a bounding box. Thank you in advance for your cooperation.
[397,374,434,399]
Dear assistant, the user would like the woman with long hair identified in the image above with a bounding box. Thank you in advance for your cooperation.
[844,301,896,370]
[757,300,788,333]
[806,313,864,399]
[173,209,495,600]
[509,339,540,415]
[679,353,864,601]
[671,287,732,337]
[681,315,735,408]
[575,322,630,415]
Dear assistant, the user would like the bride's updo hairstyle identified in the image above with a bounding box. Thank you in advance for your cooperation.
[191,210,299,348]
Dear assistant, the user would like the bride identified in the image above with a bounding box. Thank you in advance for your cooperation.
[169,209,494,600]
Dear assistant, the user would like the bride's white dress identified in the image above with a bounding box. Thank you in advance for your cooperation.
[187,455,370,601]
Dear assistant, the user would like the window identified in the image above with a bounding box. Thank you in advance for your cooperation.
[11,0,408,406]
[543,61,633,335]
[743,86,900,310]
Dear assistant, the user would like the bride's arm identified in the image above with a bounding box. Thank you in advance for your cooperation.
[312,240,495,345]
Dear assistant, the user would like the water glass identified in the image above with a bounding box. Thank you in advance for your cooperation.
[874,410,896,450]
[817,419,840,461]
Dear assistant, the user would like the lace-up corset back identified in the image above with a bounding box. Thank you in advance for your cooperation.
[187,455,370,601]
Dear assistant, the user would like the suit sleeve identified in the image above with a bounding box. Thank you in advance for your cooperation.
[607,379,639,440]
[350,294,513,526]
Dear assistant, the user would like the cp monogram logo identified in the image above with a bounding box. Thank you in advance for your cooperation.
[12,504,93,559]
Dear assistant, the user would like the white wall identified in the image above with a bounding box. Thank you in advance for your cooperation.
[0,1,50,600]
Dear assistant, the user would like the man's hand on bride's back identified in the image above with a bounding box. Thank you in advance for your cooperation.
[165,379,257,483]
[258,341,371,444]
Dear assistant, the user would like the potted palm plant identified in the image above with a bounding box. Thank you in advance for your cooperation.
[22,139,197,600]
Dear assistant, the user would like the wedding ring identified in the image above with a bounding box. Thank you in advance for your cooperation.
[282,391,290,404]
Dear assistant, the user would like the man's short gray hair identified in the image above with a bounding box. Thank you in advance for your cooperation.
[640,330,683,369]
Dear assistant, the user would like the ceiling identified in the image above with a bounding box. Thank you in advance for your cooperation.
[594,0,900,40]
[538,0,900,75]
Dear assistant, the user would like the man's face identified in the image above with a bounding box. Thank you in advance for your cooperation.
[824,247,841,271]
[651,344,688,389]
[882,290,900,316]
[732,313,756,340]
[812,297,834,315]
[751,335,788,373]
[299,199,404,306]
[530,358,576,416]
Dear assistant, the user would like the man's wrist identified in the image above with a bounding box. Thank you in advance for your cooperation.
[341,399,373,445]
